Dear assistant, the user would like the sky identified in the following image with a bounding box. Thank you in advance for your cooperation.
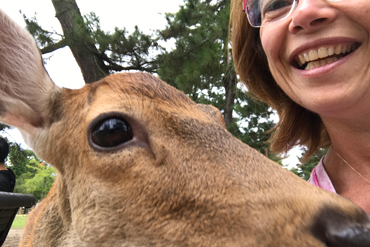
[0,0,302,168]
[0,0,184,89]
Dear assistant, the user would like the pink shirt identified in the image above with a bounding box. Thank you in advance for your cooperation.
[308,158,337,193]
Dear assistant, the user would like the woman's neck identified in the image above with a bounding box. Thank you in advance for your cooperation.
[324,146,370,213]
[323,114,370,172]
[321,116,370,213]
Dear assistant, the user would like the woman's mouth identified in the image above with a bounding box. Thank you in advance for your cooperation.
[294,43,360,70]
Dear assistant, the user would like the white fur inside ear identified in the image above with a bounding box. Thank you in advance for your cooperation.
[0,9,60,135]
[0,97,41,132]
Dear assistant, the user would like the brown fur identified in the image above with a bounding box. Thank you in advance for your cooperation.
[0,8,369,247]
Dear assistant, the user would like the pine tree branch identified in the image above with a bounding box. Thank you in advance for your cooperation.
[40,38,69,54]
[105,62,156,73]
[95,50,157,73]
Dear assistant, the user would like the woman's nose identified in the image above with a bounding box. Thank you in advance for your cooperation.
[288,0,338,33]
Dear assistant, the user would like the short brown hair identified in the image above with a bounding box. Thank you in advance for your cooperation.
[230,0,330,159]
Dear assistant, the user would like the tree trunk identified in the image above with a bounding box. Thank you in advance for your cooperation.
[223,69,237,126]
[52,0,109,83]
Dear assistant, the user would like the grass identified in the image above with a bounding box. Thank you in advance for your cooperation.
[11,215,28,229]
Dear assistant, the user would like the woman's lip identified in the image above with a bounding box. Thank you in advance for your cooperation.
[292,47,357,78]
[288,37,360,64]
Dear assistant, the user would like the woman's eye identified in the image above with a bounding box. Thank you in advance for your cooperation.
[262,0,292,15]
[91,118,133,148]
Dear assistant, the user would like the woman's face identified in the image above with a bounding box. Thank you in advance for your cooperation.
[260,0,370,118]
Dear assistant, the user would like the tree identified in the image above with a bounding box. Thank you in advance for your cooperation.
[24,0,161,83]
[7,142,41,178]
[0,134,55,200]
[290,148,328,180]
[14,160,57,201]
[158,0,234,123]
[0,123,11,134]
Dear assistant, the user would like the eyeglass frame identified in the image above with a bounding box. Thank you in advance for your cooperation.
[242,0,341,28]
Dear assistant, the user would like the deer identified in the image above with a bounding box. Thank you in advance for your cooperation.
[0,8,370,247]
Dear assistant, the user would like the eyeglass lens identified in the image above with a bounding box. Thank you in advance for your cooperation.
[243,0,341,28]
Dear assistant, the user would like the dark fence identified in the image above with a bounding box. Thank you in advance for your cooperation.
[0,192,36,246]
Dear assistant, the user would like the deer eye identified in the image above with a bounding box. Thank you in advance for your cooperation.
[91,118,133,148]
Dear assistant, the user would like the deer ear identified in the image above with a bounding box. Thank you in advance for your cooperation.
[0,9,60,135]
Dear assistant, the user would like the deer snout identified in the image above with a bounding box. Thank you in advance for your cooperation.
[326,225,370,247]
[312,208,370,247]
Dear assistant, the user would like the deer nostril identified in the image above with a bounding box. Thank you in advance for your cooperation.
[312,208,370,247]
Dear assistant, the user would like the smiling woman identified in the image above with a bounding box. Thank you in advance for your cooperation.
[231,0,370,213]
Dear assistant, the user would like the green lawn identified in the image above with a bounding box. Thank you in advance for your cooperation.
[11,215,28,229]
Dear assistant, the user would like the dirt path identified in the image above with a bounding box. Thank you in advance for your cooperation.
[2,229,23,247]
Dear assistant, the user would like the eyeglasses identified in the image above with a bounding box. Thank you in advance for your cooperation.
[243,0,342,28]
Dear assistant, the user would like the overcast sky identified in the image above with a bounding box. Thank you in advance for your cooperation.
[0,0,184,89]
[0,1,301,168]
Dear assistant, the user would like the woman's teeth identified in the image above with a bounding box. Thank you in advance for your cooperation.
[305,56,340,70]
[296,44,357,70]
